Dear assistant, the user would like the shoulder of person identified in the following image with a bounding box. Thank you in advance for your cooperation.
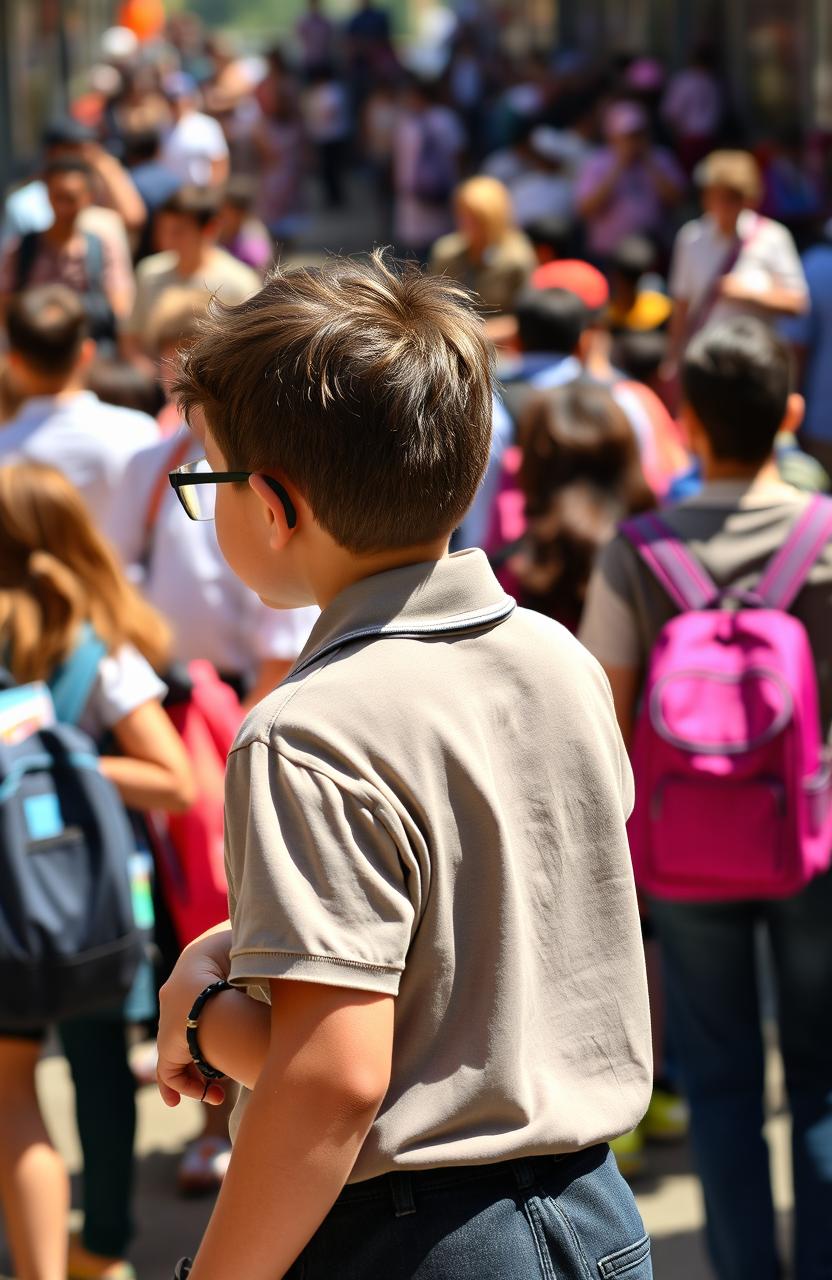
[430,231,467,264]
[136,249,178,281]
[89,397,160,444]
[674,215,708,246]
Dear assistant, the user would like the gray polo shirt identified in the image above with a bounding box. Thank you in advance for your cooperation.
[225,549,652,1181]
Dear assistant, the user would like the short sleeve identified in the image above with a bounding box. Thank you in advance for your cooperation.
[226,740,416,996]
[578,538,642,669]
[767,224,808,296]
[79,644,167,739]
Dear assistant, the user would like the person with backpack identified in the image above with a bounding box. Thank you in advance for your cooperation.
[580,316,832,1280]
[0,460,194,1280]
[0,159,130,351]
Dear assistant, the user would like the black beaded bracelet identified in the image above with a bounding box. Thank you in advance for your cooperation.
[185,979,233,1081]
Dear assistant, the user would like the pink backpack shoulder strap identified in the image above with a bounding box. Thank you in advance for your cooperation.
[620,512,720,612]
[755,494,832,610]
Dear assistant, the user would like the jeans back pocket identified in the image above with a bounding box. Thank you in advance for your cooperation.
[597,1232,652,1278]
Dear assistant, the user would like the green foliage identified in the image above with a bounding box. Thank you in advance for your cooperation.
[166,0,410,41]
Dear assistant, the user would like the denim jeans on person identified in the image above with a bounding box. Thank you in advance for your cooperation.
[284,1144,652,1280]
[650,869,832,1280]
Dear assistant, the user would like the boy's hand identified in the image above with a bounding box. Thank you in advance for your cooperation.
[157,924,233,1108]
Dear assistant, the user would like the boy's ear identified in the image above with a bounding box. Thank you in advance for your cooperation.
[781,392,805,436]
[249,474,299,550]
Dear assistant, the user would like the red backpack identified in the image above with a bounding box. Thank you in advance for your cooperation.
[144,437,244,946]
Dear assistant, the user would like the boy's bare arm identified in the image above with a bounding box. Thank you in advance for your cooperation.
[188,980,394,1280]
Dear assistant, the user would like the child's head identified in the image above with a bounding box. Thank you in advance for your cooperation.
[681,318,801,468]
[174,252,493,605]
[157,185,222,257]
[219,176,257,242]
[6,286,93,396]
[0,461,170,683]
[514,381,653,622]
[515,288,588,356]
[147,286,213,398]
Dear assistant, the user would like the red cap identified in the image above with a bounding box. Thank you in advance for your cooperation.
[530,259,610,311]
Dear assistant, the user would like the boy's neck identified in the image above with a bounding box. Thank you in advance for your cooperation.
[700,455,780,485]
[314,538,451,610]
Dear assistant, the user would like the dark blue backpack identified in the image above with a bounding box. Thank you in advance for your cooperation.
[0,632,143,1026]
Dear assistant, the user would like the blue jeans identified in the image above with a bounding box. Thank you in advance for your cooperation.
[651,870,832,1280]
[285,1145,651,1279]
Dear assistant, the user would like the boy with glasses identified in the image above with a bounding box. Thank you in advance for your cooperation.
[156,252,652,1280]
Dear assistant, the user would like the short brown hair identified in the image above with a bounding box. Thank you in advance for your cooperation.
[175,252,494,552]
[161,184,222,227]
[6,285,88,376]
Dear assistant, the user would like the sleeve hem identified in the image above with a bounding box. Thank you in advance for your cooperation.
[229,949,402,996]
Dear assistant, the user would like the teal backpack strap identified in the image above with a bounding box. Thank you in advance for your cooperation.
[49,625,107,726]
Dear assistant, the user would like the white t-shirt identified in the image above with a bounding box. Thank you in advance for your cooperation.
[161,111,229,186]
[669,210,808,327]
[78,644,167,741]
[0,391,160,541]
[108,434,318,678]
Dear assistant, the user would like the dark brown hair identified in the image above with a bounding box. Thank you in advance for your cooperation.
[175,251,494,552]
[7,285,88,377]
[513,381,654,625]
[161,184,222,227]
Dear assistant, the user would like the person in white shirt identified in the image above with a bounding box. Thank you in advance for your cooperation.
[1,285,159,540]
[160,72,230,188]
[668,150,808,367]
[109,428,318,706]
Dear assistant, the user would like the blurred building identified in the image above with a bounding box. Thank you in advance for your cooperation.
[558,0,832,132]
[0,0,113,193]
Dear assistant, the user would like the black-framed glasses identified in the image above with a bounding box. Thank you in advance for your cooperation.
[168,458,297,528]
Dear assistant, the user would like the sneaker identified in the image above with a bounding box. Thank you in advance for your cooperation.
[643,1086,689,1143]
[67,1236,136,1280]
[610,1126,646,1181]
[177,1136,232,1197]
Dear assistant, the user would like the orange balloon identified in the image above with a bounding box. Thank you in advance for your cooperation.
[117,0,166,41]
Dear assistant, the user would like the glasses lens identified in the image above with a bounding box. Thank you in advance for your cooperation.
[176,459,216,521]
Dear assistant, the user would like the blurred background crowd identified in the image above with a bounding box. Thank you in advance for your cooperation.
[2,2,832,1279]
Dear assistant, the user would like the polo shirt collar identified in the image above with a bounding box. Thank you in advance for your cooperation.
[293,549,515,675]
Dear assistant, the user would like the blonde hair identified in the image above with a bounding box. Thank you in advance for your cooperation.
[0,461,171,684]
[696,150,763,203]
[455,176,516,246]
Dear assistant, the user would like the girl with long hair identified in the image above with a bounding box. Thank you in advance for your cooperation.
[507,380,655,629]
[0,460,194,1280]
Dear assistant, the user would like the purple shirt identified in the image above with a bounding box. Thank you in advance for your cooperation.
[576,147,685,256]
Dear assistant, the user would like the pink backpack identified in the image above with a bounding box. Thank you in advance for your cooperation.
[622,496,832,902]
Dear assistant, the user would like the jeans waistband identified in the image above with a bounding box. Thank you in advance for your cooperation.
[336,1145,609,1219]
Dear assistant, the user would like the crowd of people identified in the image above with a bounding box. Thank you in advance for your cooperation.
[0,3,832,1279]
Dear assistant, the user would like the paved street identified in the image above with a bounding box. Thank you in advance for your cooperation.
[0,1038,794,1279]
